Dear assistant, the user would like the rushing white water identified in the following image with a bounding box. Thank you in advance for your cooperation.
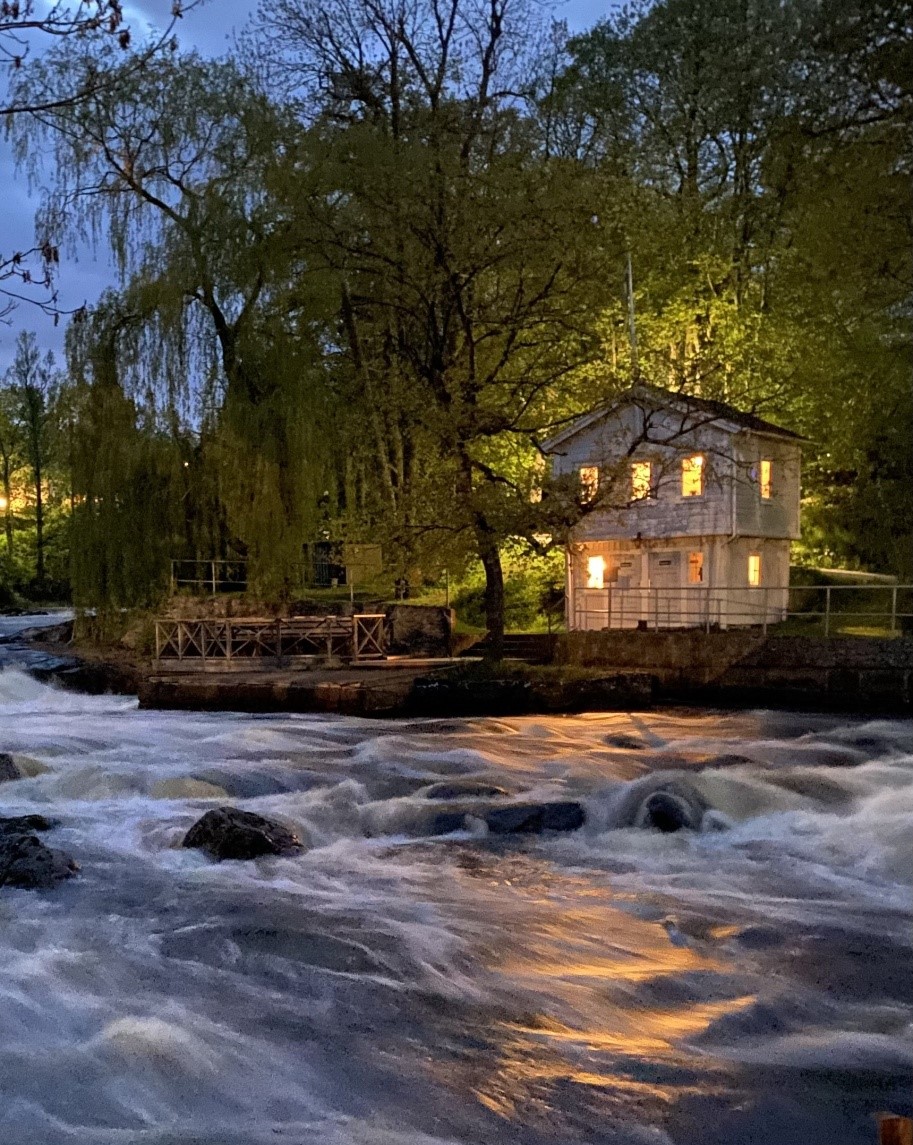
[0,627,911,1144]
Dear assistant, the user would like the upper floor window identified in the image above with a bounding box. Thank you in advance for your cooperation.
[748,553,762,586]
[579,466,599,501]
[681,454,704,497]
[759,459,773,499]
[631,460,652,501]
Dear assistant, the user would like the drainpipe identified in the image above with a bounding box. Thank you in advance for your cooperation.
[565,548,573,631]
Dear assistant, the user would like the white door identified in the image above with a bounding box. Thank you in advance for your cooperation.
[648,551,682,627]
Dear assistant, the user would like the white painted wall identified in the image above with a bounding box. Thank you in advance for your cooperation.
[550,406,801,545]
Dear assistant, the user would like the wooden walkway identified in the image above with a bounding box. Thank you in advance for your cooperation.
[154,615,386,667]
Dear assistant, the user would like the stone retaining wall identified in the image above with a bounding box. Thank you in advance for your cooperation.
[555,631,913,711]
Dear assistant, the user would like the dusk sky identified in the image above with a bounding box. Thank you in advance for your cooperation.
[0,0,610,371]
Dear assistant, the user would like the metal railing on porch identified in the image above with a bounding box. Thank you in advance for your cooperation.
[154,615,388,664]
[572,583,913,636]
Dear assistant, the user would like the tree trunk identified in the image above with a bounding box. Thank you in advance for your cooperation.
[1,452,12,556]
[34,460,44,587]
[476,521,505,661]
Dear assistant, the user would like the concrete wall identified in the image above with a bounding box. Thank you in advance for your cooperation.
[555,630,913,710]
[384,604,454,656]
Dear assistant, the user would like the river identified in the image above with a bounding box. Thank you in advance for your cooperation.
[0,614,911,1144]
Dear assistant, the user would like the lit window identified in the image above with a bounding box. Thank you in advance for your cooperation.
[681,455,704,497]
[748,553,761,586]
[760,459,772,499]
[688,551,704,584]
[586,555,606,589]
[579,466,599,501]
[631,460,652,500]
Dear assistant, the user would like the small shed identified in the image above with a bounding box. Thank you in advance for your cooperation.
[543,384,803,630]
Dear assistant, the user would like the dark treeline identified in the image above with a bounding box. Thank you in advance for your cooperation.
[3,0,911,636]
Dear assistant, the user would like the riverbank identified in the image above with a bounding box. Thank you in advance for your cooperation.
[139,662,655,716]
[7,614,913,715]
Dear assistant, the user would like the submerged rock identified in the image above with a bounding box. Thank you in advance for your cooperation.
[485,801,585,834]
[423,781,510,801]
[429,800,586,836]
[0,753,22,782]
[0,832,78,889]
[182,806,303,861]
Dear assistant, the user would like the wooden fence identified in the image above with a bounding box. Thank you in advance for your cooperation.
[154,615,386,665]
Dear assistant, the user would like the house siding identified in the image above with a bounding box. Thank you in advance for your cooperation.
[550,400,802,631]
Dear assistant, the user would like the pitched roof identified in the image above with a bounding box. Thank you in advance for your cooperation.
[542,382,805,451]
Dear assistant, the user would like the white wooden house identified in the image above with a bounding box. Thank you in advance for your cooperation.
[543,384,803,630]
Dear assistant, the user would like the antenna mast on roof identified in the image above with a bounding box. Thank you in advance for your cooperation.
[626,250,639,381]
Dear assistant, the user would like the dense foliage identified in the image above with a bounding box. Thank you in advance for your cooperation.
[3,0,910,628]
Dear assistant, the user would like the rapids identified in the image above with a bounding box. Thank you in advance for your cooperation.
[0,614,911,1144]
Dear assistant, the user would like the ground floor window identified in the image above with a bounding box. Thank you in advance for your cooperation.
[586,555,606,589]
[688,551,704,584]
[748,553,762,586]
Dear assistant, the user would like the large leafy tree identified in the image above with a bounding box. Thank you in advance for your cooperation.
[259,0,618,649]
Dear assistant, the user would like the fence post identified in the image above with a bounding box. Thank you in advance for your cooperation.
[824,585,832,637]
[170,561,176,595]
[653,587,658,630]
[891,586,898,634]
[762,586,769,636]
[155,622,161,661]
[211,560,217,595]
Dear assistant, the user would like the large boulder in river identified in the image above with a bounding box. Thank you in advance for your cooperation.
[612,776,710,833]
[0,821,78,890]
[182,807,303,861]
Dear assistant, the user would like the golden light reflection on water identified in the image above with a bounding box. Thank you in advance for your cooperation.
[439,858,755,1125]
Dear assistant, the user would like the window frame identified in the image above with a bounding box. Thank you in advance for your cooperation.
[748,552,762,587]
[759,459,773,500]
[687,551,704,584]
[681,454,705,498]
[630,459,653,502]
[579,465,600,501]
[586,554,606,589]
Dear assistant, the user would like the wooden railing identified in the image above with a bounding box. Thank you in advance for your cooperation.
[154,615,387,664]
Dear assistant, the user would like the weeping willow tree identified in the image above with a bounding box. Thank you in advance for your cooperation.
[14,47,337,601]
[65,310,186,614]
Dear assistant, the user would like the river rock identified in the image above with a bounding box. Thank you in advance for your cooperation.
[423,781,511,801]
[430,800,586,836]
[182,806,303,861]
[0,832,78,889]
[613,776,709,833]
[0,814,56,834]
[484,801,586,834]
[0,753,22,782]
